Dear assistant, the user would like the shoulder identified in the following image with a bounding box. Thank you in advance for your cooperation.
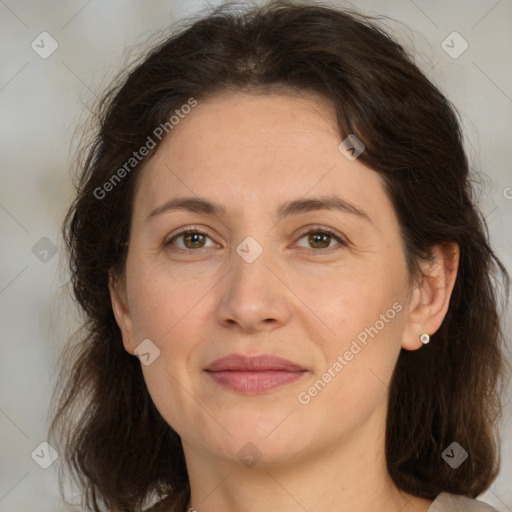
[429,492,500,512]
[145,492,501,512]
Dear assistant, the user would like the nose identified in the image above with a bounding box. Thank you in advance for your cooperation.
[215,240,292,333]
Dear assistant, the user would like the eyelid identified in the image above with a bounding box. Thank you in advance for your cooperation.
[164,224,347,252]
[292,224,347,252]
[164,225,216,246]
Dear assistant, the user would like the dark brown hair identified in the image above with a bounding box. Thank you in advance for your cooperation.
[49,1,510,511]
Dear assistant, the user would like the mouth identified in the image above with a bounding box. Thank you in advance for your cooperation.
[204,354,308,394]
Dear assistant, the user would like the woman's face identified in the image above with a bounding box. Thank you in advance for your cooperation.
[111,91,418,468]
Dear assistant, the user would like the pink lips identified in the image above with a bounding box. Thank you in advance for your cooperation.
[204,354,307,394]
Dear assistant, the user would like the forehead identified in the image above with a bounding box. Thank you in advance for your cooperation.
[133,91,389,223]
[152,90,340,167]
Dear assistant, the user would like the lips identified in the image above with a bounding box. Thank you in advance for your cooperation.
[205,354,306,372]
[204,354,307,394]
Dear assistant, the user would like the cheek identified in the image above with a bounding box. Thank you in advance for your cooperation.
[124,258,208,400]
[125,255,210,343]
[301,259,408,391]
[296,293,405,434]
[292,260,403,338]
[128,269,203,433]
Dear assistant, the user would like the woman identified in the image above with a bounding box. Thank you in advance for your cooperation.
[49,1,510,511]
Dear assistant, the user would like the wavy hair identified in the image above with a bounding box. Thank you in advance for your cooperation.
[49,1,510,511]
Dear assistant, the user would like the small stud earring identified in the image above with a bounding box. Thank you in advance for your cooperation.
[420,333,430,344]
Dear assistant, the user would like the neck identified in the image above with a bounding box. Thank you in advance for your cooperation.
[182,403,433,512]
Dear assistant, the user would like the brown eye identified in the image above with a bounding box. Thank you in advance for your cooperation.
[182,232,207,249]
[295,228,346,252]
[307,232,332,249]
[165,229,215,250]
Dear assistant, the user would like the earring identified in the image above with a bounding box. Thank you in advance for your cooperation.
[420,333,430,344]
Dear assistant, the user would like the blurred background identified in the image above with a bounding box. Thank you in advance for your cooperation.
[1,0,511,510]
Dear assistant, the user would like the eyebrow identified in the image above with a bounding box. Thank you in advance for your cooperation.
[147,195,372,224]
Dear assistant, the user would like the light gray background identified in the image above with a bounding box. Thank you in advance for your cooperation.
[1,0,511,510]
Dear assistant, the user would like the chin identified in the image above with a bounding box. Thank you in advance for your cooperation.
[195,415,315,468]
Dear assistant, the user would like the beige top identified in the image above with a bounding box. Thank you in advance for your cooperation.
[428,492,499,511]
[146,492,500,511]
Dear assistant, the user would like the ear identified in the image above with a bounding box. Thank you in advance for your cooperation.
[401,242,459,351]
[109,271,137,355]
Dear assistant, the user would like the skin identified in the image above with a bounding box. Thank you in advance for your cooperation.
[110,91,459,512]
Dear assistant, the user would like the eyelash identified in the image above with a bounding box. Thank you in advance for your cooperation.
[164,225,346,254]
